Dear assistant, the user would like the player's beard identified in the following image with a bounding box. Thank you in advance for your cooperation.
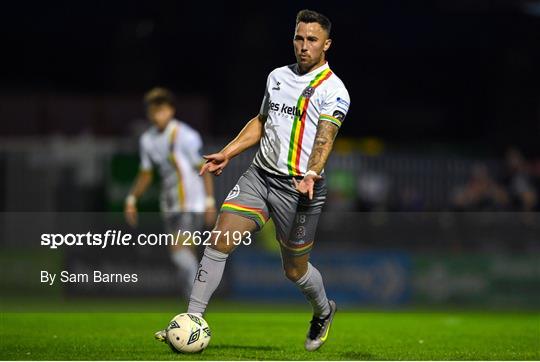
[297,54,322,74]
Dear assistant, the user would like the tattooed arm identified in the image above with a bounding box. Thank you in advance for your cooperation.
[293,83,350,199]
[293,120,339,199]
[307,121,339,174]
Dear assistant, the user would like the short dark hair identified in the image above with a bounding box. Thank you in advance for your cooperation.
[143,87,175,109]
[296,9,332,36]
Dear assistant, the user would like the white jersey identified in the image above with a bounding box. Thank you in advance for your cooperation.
[254,62,350,176]
[139,119,206,212]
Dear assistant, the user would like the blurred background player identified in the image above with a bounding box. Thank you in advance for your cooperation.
[124,87,216,299]
[156,9,350,351]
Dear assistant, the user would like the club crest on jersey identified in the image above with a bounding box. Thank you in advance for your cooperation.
[225,185,240,201]
[302,86,315,98]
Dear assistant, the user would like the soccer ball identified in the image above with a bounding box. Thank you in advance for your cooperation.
[166,313,211,353]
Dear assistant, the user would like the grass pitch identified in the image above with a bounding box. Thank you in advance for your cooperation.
[1,310,538,360]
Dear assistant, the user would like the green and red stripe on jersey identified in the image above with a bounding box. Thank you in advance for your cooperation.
[287,68,333,176]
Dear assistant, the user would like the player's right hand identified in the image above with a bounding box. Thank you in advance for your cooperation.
[124,203,138,227]
[293,173,323,200]
[200,153,229,176]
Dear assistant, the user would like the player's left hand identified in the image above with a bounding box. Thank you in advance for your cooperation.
[293,174,323,200]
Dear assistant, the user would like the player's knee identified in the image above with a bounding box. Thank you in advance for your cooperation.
[283,265,307,282]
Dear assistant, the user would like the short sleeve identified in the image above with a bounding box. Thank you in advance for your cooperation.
[139,137,153,171]
[259,74,271,116]
[319,87,350,128]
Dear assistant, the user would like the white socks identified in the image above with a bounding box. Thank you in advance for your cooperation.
[184,248,329,319]
[187,247,229,315]
[295,262,331,318]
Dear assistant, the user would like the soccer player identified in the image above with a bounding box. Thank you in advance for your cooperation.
[156,9,350,351]
[125,87,216,298]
